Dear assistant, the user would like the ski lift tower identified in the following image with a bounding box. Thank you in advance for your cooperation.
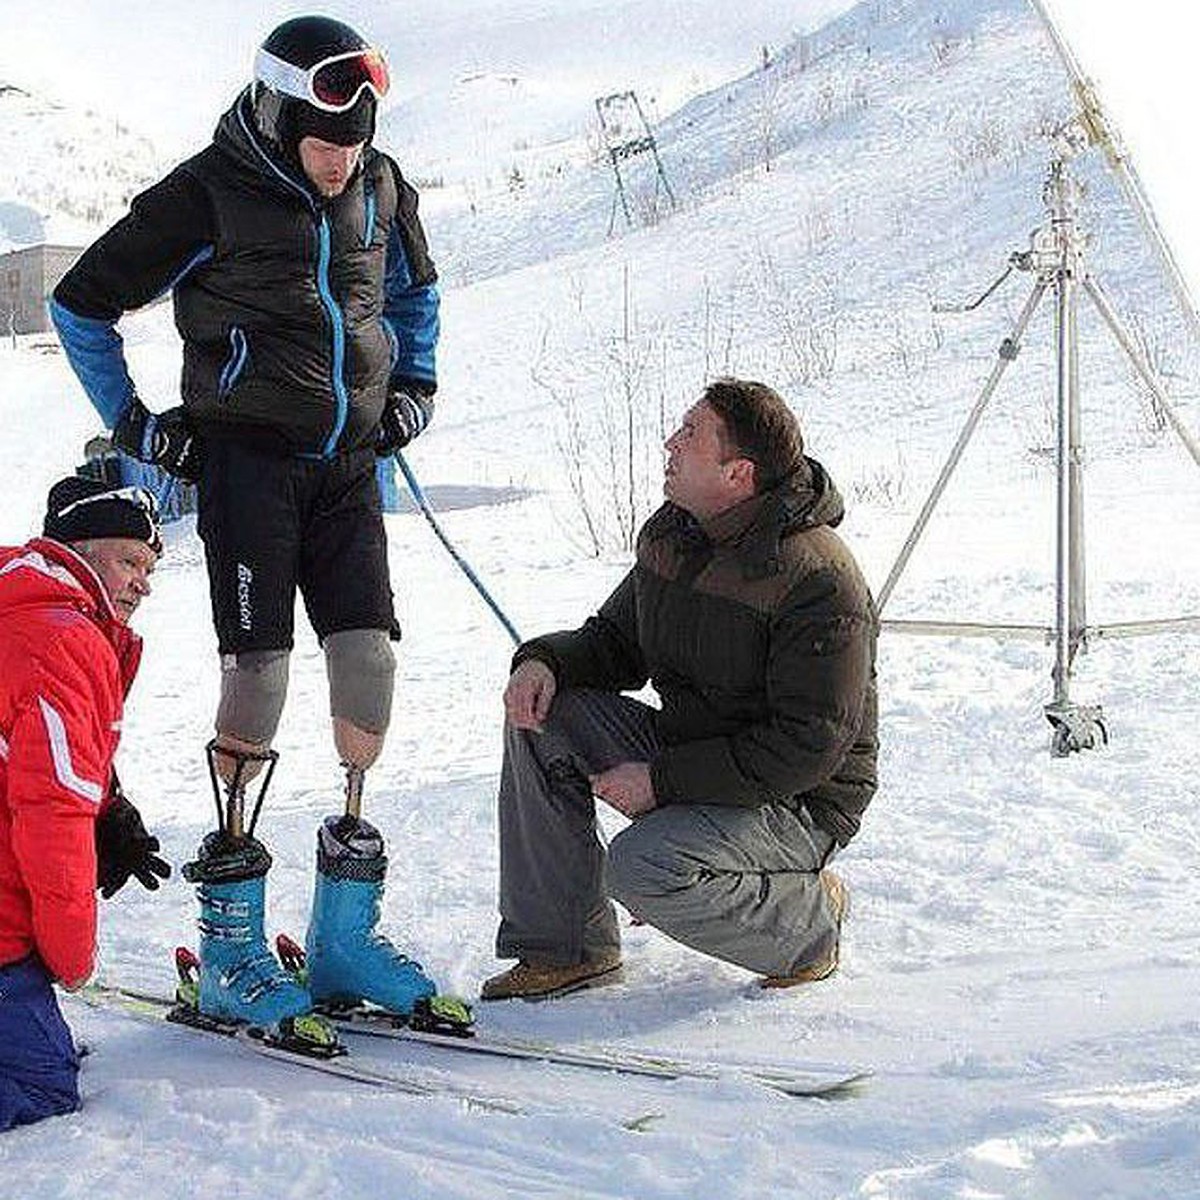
[595,90,677,234]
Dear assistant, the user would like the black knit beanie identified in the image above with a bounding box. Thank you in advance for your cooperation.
[43,476,163,554]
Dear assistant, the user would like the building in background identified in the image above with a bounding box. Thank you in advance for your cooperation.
[1,244,83,336]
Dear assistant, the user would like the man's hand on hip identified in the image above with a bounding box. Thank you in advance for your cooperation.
[504,659,557,731]
[590,761,656,818]
[113,397,202,482]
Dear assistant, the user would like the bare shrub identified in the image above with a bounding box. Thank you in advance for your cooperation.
[754,243,841,387]
[532,267,672,555]
[757,63,782,174]
[700,275,741,383]
[849,455,908,507]
[950,119,1010,177]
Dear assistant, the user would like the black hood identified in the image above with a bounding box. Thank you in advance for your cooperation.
[212,87,367,205]
[645,455,846,578]
[738,456,845,576]
[775,455,845,532]
[697,455,846,577]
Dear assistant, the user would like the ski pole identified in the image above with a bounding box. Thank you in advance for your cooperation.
[155,474,177,518]
[394,451,522,646]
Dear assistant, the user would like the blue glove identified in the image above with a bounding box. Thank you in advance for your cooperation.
[113,397,202,483]
[376,387,434,455]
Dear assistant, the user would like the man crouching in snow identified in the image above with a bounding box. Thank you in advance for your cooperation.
[0,477,170,1131]
[481,379,878,1002]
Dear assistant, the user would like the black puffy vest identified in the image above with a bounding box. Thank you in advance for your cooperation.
[172,92,420,455]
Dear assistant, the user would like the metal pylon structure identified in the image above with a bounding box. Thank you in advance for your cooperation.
[878,152,1200,756]
[594,90,677,234]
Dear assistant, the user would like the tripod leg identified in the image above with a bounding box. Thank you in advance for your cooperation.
[1052,255,1085,704]
[1082,277,1200,471]
[1045,265,1106,756]
[878,279,1048,611]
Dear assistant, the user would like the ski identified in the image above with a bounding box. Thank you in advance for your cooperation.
[76,982,523,1114]
[87,972,869,1099]
[325,1006,870,1098]
[271,934,867,1097]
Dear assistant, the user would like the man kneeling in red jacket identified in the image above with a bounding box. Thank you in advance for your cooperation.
[0,476,170,1132]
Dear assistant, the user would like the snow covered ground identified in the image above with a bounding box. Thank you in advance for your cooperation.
[2,0,1200,1196]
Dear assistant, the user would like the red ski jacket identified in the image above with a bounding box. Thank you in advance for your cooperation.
[0,537,142,987]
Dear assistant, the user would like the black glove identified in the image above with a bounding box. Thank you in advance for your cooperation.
[376,387,434,455]
[113,397,202,483]
[95,786,171,899]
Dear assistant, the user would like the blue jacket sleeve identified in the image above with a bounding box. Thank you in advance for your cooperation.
[52,168,215,428]
[380,164,439,393]
[49,300,137,429]
[383,229,439,393]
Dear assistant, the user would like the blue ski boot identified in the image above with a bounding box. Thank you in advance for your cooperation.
[183,832,316,1028]
[304,815,438,1017]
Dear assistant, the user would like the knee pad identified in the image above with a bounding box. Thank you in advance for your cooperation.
[324,629,396,736]
[216,650,289,746]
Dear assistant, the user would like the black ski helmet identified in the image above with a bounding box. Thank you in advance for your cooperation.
[252,15,390,153]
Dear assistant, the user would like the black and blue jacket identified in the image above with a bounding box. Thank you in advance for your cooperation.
[52,87,439,458]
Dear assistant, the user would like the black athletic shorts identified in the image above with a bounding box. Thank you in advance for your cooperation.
[196,440,399,654]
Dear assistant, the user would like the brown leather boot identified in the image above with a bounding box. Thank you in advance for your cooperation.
[759,870,848,989]
[480,951,623,1001]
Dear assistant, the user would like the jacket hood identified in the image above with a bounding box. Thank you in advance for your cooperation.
[772,455,845,533]
[212,88,308,202]
[214,87,372,206]
[644,456,845,578]
[691,455,846,576]
[0,538,143,689]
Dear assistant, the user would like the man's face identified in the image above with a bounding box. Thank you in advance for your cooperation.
[298,136,364,197]
[663,401,753,519]
[77,538,158,624]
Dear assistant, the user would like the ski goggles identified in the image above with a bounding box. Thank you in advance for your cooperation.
[255,46,390,113]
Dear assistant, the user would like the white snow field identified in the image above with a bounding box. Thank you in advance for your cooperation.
[2,0,1199,1196]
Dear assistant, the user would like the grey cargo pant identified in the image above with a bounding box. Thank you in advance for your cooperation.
[495,688,840,978]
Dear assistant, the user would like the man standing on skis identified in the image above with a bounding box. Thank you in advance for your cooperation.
[52,15,448,1046]
[1,477,170,1131]
[481,379,878,1001]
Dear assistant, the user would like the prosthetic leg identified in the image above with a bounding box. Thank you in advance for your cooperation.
[177,742,337,1052]
[299,630,451,1021]
[303,763,441,1017]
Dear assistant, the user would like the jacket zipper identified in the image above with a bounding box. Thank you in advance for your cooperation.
[314,213,350,457]
[363,174,377,248]
[238,96,357,458]
[217,326,249,400]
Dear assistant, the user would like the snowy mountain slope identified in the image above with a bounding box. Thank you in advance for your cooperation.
[2,0,1200,1196]
[0,0,852,248]
[429,0,1200,622]
[0,83,164,252]
[422,0,1067,280]
[377,0,851,182]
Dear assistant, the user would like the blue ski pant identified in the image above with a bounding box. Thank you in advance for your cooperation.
[0,956,80,1132]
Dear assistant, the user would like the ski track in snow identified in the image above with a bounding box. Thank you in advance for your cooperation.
[4,0,1200,1195]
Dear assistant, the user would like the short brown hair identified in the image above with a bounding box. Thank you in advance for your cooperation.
[702,378,804,493]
